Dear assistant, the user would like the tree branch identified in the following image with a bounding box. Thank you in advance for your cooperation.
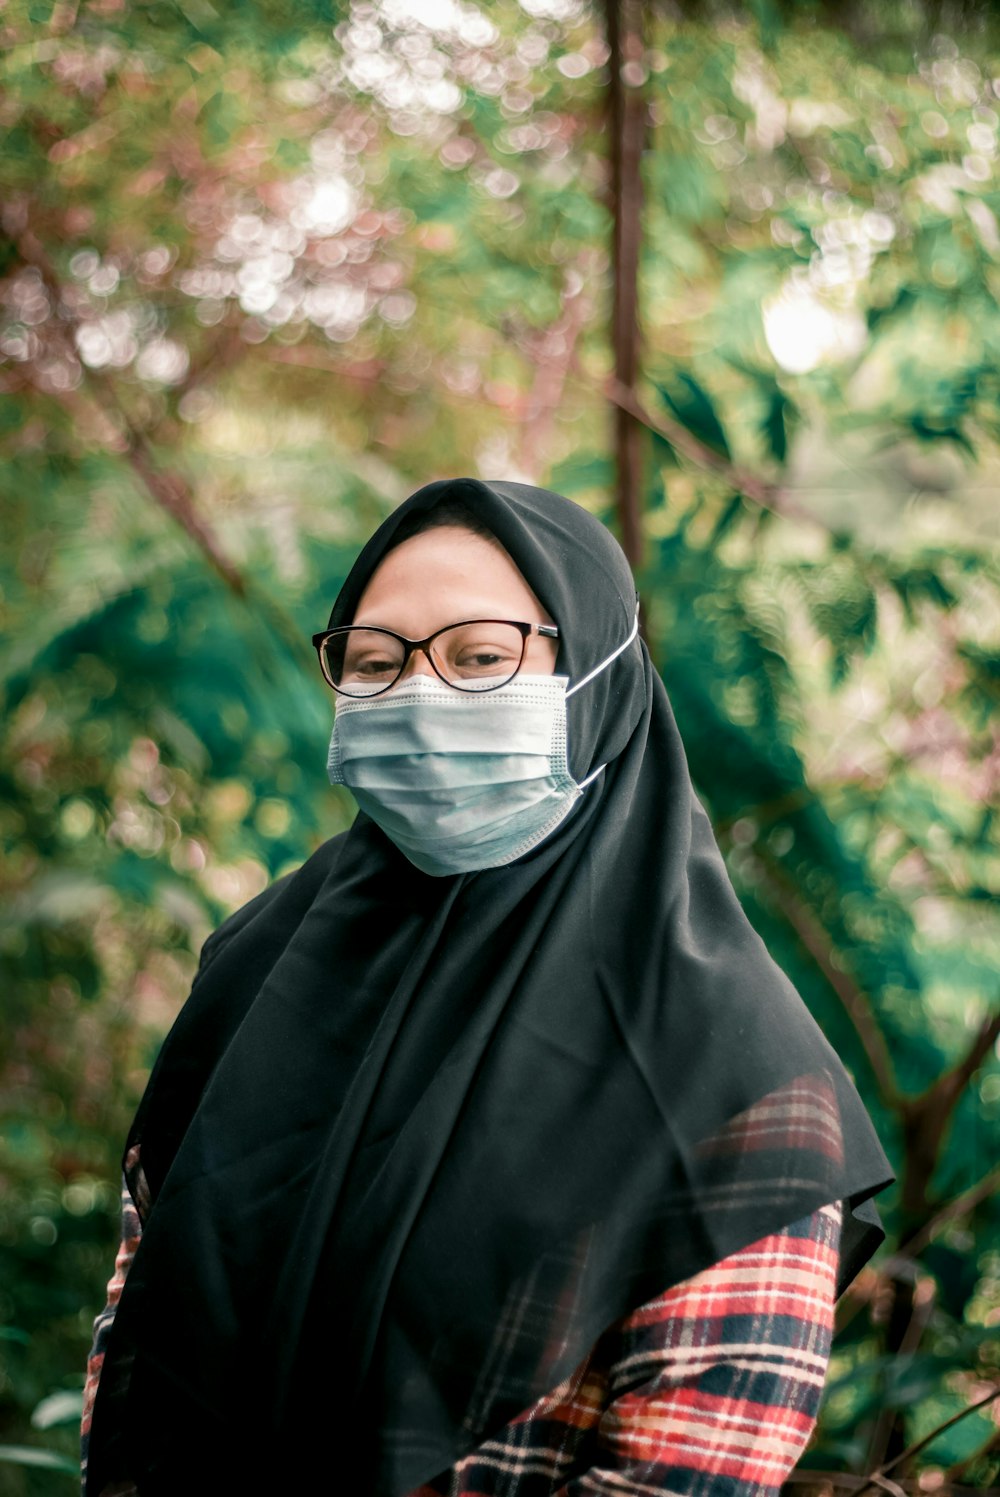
[748,841,901,1106]
[946,1427,1000,1485]
[897,1007,1000,1218]
[516,257,597,480]
[605,375,823,525]
[891,1164,1000,1261]
[864,1386,1000,1490]
[783,1388,1000,1495]
[604,0,647,571]
[6,203,248,597]
[785,1479,1000,1497]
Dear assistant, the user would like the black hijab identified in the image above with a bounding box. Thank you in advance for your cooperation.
[86,478,894,1497]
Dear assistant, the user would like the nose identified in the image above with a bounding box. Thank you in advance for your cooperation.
[395,645,437,686]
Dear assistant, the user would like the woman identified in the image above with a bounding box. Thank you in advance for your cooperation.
[82,477,894,1496]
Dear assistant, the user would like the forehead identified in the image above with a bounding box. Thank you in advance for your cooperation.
[353,526,553,631]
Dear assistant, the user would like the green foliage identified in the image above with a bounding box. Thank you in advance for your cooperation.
[635,451,999,1479]
[655,372,733,460]
[1,0,999,1487]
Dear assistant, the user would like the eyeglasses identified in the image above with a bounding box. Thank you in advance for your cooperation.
[311,618,560,698]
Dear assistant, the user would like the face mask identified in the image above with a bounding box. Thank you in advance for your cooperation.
[326,608,639,878]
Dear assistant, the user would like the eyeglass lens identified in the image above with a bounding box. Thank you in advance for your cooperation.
[323,623,527,696]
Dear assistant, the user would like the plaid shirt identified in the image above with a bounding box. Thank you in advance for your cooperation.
[82,1174,841,1496]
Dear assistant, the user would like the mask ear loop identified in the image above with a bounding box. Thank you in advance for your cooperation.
[567,598,641,790]
[564,599,640,700]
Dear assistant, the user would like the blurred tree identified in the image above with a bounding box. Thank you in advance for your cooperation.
[1,0,998,1490]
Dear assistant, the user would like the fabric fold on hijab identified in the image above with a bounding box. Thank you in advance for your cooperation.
[85,477,895,1497]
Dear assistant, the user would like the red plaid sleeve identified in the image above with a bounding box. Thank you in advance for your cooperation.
[411,1200,842,1497]
[80,1171,142,1497]
[560,1199,842,1496]
[84,1138,842,1497]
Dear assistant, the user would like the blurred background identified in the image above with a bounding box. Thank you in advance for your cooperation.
[1,0,998,1490]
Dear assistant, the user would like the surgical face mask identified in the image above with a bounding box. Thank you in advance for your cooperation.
[326,608,639,878]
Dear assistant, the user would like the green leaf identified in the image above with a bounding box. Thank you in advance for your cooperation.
[761,388,793,463]
[31,1390,84,1430]
[547,451,614,496]
[654,373,731,461]
[867,286,920,333]
[197,88,243,152]
[0,1443,79,1474]
[745,0,783,50]
[909,414,976,458]
[709,493,744,546]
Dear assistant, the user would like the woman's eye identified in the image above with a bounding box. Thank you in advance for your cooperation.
[437,624,524,678]
[454,647,517,675]
[347,657,397,678]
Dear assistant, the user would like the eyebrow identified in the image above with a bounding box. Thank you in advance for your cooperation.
[349,614,557,633]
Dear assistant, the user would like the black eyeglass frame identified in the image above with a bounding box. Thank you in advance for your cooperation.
[311,618,561,698]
